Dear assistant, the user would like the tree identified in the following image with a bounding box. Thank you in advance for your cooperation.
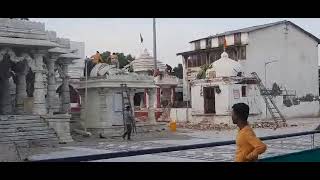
[172,64,183,79]
[99,51,135,68]
[196,64,211,79]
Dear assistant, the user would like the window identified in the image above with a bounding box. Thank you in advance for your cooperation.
[218,36,225,47]
[242,86,247,97]
[195,41,201,50]
[234,33,241,45]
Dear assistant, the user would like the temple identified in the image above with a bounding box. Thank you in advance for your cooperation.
[0,18,82,144]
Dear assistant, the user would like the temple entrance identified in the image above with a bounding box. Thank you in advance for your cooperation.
[134,92,143,107]
[203,87,215,114]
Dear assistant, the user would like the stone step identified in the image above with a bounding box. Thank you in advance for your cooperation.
[0,115,41,120]
[0,126,51,133]
[0,123,49,129]
[0,134,58,142]
[0,130,56,137]
[0,120,46,125]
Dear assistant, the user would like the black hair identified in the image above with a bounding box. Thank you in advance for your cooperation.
[232,103,249,121]
[113,53,116,55]
[97,51,99,53]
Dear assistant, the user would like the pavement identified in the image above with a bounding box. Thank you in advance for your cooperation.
[27,117,320,162]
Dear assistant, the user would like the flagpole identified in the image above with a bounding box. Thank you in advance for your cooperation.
[153,18,157,71]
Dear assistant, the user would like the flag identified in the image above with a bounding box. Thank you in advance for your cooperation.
[140,33,143,43]
[223,37,227,51]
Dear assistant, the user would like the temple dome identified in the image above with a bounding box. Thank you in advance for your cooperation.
[131,49,166,73]
[206,52,242,78]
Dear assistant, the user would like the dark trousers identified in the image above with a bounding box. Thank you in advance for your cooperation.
[123,124,132,140]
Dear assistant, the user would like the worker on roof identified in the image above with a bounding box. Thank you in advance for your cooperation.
[110,52,119,68]
[232,103,267,162]
[90,51,103,64]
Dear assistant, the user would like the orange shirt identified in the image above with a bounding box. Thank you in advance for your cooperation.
[91,53,102,64]
[235,125,267,162]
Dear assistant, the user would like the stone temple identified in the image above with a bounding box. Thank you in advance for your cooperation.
[0,18,81,144]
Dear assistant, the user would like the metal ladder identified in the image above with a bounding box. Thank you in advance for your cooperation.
[251,72,287,128]
[120,84,137,133]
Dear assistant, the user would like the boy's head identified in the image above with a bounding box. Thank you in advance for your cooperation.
[232,103,249,124]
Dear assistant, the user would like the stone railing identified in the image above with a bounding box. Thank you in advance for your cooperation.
[154,74,180,85]
[81,73,154,82]
[0,18,45,31]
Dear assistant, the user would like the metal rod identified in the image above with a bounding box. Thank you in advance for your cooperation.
[185,56,189,123]
[32,130,320,162]
[84,59,88,132]
[153,18,157,72]
[311,134,315,149]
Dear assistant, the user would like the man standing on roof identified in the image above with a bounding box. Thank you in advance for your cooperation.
[90,51,103,64]
[110,52,119,68]
[232,103,267,162]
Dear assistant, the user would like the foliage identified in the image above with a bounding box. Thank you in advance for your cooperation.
[172,64,183,79]
[196,64,212,79]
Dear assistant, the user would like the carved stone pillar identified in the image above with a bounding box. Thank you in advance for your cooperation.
[15,71,27,114]
[1,78,12,114]
[147,88,157,124]
[171,86,176,105]
[60,62,70,113]
[156,87,161,108]
[32,52,47,115]
[46,55,59,115]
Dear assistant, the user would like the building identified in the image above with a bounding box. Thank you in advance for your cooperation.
[0,18,81,143]
[177,20,320,120]
[129,49,182,109]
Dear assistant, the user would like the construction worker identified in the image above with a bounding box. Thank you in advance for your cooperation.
[90,51,103,64]
[232,103,267,162]
[110,53,119,68]
[122,105,133,140]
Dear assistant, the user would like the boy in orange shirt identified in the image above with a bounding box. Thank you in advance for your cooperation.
[232,103,267,162]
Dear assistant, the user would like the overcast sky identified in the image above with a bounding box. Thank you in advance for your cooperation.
[30,18,320,67]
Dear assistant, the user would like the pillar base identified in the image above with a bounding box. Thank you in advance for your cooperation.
[42,114,74,143]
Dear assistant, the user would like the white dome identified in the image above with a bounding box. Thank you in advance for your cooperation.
[131,49,166,73]
[206,52,242,78]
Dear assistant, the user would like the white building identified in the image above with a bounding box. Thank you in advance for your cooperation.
[177,20,320,120]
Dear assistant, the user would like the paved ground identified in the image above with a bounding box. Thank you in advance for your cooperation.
[26,117,320,162]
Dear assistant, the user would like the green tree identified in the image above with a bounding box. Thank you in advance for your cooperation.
[99,51,135,68]
[196,64,211,79]
[172,64,183,79]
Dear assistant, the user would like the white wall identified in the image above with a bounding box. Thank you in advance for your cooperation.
[244,23,319,118]
[170,108,192,122]
[211,37,219,48]
[245,24,319,97]
[225,34,234,46]
[200,39,206,49]
[215,84,230,115]
[191,85,204,114]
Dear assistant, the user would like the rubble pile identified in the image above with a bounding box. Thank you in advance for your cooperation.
[251,121,288,129]
[176,119,289,131]
[176,119,237,131]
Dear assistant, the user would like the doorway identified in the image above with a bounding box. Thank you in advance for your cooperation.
[203,87,215,114]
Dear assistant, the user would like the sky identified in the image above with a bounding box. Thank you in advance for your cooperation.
[30,18,320,67]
